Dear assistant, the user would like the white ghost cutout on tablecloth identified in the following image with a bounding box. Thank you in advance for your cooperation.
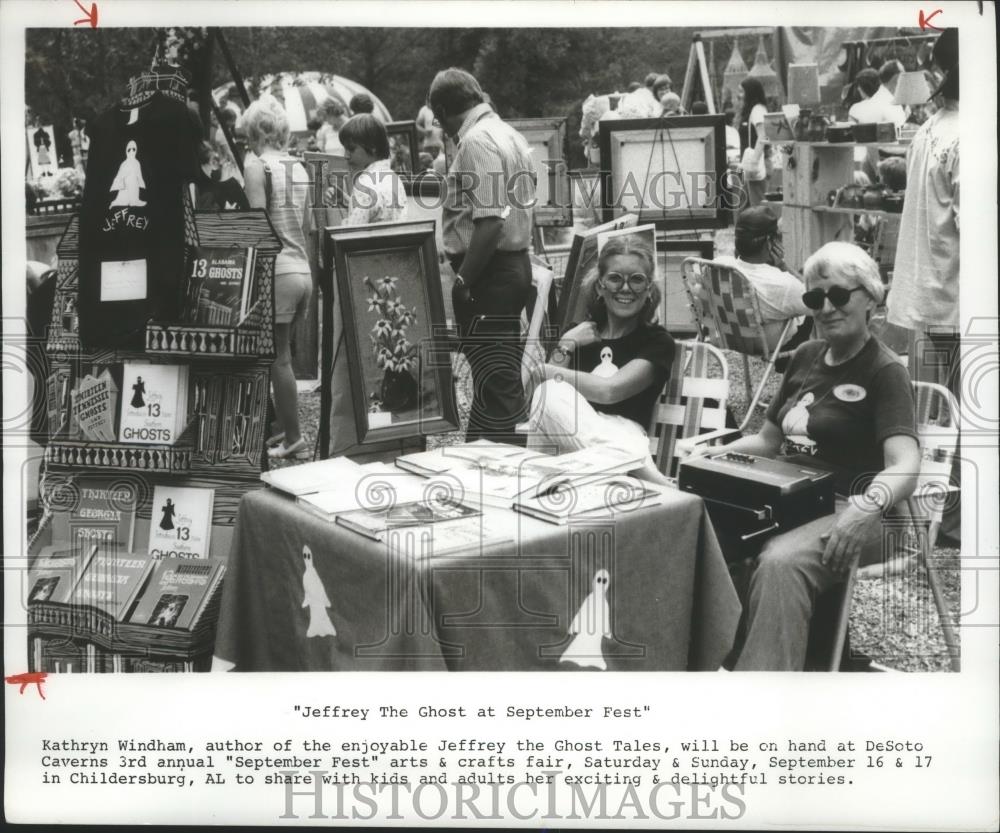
[591,346,619,378]
[559,569,612,670]
[301,544,337,638]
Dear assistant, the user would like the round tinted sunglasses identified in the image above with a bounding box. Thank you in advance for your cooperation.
[601,272,651,292]
[802,285,866,310]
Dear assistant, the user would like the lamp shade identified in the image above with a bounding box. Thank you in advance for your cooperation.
[787,63,821,107]
[893,71,931,107]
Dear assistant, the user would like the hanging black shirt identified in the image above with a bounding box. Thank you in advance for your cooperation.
[77,93,201,350]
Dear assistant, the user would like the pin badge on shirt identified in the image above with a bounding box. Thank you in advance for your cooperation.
[833,384,866,402]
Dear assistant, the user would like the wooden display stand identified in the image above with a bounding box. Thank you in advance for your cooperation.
[778,140,901,273]
[30,203,281,673]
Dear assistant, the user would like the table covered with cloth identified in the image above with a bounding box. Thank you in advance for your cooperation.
[214,485,740,671]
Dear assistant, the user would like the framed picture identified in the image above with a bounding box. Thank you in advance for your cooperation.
[324,220,459,445]
[507,117,572,227]
[27,124,57,178]
[385,120,420,176]
[555,213,639,332]
[598,116,726,230]
[655,238,715,338]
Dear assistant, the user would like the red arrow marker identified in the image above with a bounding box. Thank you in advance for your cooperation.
[6,671,48,700]
[918,9,943,31]
[73,0,98,28]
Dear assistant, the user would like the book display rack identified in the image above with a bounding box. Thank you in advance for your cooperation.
[30,200,282,673]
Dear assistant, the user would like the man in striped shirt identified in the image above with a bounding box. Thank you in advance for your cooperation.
[429,68,537,445]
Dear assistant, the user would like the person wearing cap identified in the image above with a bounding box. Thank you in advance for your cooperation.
[887,28,960,544]
[428,68,537,445]
[703,206,811,352]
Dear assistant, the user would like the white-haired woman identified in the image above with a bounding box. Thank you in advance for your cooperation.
[702,242,920,671]
[243,95,313,459]
[527,233,675,485]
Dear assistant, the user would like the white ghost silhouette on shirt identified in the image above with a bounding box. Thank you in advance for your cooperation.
[592,346,619,378]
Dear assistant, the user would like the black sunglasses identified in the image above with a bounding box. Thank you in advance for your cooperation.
[801,285,866,311]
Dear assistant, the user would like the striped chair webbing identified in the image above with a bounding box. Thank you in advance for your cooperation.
[679,259,712,339]
[708,266,766,357]
[649,342,729,478]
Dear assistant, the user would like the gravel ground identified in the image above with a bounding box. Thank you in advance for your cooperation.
[282,223,961,672]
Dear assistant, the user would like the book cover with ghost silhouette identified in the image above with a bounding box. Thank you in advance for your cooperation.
[117,361,189,445]
[147,485,214,560]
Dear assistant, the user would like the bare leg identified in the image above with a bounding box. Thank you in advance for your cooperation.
[270,323,301,446]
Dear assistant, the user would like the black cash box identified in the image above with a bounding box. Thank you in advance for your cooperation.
[678,451,836,542]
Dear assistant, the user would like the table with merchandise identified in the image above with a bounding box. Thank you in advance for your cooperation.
[213,453,740,672]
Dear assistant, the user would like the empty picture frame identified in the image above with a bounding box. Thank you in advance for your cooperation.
[555,213,639,332]
[324,220,459,445]
[508,117,572,227]
[385,120,420,176]
[598,116,726,230]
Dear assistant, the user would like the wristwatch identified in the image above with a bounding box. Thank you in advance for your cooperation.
[454,274,466,288]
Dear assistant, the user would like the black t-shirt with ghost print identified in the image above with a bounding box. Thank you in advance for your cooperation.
[765,337,918,495]
[568,322,675,429]
[77,94,200,350]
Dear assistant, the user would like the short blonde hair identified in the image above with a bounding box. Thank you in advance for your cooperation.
[243,94,290,151]
[803,241,885,304]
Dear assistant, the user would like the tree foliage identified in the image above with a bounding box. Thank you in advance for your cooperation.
[26,26,698,165]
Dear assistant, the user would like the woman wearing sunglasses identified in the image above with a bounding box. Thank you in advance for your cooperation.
[525,234,674,484]
[700,241,920,670]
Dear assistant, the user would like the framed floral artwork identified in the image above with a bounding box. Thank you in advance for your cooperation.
[323,220,459,446]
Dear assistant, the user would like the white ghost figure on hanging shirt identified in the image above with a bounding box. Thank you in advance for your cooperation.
[109,140,147,207]
[300,544,337,638]
[559,569,611,670]
[591,346,619,378]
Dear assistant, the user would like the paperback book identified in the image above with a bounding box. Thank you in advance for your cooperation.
[129,556,226,631]
[335,498,481,541]
[118,361,189,445]
[183,245,257,326]
[69,367,119,442]
[147,485,214,559]
[70,544,155,621]
[513,474,659,525]
[50,475,139,552]
[27,543,99,606]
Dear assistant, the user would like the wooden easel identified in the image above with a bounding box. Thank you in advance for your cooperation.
[679,35,718,114]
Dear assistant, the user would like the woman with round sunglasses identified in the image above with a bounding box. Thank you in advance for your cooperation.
[699,241,920,670]
[525,234,675,484]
